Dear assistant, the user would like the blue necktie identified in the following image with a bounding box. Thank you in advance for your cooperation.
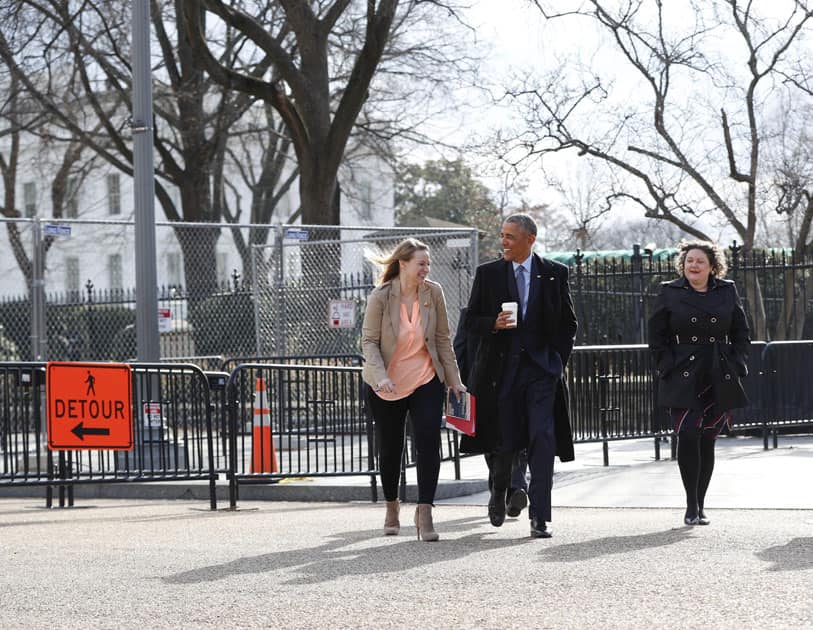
[516,266,526,318]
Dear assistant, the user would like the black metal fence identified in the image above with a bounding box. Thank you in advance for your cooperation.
[8,244,813,365]
[569,245,813,345]
[4,343,813,508]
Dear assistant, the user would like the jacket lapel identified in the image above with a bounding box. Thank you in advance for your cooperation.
[388,280,401,334]
[419,283,431,332]
[528,255,543,310]
[506,261,519,303]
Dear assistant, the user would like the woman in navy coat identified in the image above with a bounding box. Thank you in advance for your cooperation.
[648,240,750,526]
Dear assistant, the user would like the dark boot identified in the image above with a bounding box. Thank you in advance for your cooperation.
[487,452,513,527]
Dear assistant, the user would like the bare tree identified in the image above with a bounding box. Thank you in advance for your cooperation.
[0,0,279,298]
[0,67,97,288]
[182,0,477,227]
[499,0,813,337]
[218,101,299,284]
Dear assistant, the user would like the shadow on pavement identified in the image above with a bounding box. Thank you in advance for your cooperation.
[755,537,813,572]
[535,527,695,562]
[162,516,533,586]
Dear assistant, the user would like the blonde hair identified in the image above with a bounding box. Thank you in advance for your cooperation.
[368,238,430,285]
[675,239,728,278]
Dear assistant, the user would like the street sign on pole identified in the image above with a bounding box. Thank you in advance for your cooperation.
[43,224,72,237]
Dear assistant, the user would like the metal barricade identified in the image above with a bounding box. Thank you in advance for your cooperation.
[220,354,363,373]
[0,363,51,488]
[0,361,219,509]
[725,341,767,437]
[225,363,377,508]
[756,340,813,448]
[567,345,666,465]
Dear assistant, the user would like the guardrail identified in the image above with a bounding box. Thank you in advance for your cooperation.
[220,354,364,373]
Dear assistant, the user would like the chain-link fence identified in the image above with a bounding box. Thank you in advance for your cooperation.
[0,218,478,362]
[251,225,478,356]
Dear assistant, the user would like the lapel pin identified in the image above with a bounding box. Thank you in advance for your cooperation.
[423,302,429,307]
[549,277,554,280]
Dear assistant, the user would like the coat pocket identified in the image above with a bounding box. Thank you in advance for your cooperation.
[721,347,748,377]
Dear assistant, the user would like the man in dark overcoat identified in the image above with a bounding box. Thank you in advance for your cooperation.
[460,213,577,538]
[454,307,529,517]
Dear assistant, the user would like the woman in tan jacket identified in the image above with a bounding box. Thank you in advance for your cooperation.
[362,238,464,541]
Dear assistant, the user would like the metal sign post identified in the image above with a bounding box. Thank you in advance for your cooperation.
[131,0,160,361]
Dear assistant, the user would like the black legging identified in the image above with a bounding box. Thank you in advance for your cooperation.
[677,428,716,518]
[367,376,443,504]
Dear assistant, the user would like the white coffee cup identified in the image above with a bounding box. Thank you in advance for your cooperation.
[501,301,518,328]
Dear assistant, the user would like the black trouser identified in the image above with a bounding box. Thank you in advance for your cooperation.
[367,376,443,504]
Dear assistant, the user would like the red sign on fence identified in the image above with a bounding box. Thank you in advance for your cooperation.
[46,362,134,451]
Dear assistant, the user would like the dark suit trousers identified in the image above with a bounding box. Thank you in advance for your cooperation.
[494,357,557,522]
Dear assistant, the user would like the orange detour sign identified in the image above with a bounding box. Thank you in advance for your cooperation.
[46,362,134,451]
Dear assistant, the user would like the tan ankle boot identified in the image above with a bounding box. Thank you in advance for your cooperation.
[383,500,400,535]
[414,503,439,542]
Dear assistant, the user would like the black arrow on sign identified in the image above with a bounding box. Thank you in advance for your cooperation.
[71,422,110,440]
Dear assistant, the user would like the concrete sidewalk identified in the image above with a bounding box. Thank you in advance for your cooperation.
[1,434,811,510]
[440,433,813,511]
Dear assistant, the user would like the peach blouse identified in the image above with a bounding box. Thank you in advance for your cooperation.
[375,301,435,401]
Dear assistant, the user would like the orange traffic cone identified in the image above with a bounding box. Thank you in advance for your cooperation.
[250,376,278,473]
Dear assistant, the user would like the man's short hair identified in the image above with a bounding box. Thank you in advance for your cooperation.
[503,213,537,237]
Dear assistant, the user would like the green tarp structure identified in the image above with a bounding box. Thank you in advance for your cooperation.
[544,248,678,265]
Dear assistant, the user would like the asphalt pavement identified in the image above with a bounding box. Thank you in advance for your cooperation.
[1,435,811,629]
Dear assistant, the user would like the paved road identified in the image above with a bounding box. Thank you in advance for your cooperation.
[0,500,811,629]
[1,435,811,629]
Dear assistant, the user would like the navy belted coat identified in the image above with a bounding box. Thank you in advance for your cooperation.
[648,277,750,411]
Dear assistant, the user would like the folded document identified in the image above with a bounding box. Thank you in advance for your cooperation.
[444,389,476,436]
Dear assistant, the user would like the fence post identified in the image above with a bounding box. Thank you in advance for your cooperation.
[631,243,645,344]
[85,280,95,360]
[30,218,48,360]
[729,240,741,281]
[574,249,584,344]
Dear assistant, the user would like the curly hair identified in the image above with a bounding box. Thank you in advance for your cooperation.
[674,239,728,279]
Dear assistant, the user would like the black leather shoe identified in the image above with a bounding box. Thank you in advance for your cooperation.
[684,515,700,526]
[488,489,507,527]
[697,510,710,526]
[506,488,528,518]
[530,517,552,538]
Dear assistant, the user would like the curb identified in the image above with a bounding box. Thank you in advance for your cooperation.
[0,478,489,504]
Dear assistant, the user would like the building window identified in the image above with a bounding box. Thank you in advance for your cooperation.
[360,182,373,221]
[23,182,36,217]
[216,252,229,288]
[166,252,182,287]
[66,177,79,218]
[107,173,121,215]
[65,257,80,293]
[108,254,123,291]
